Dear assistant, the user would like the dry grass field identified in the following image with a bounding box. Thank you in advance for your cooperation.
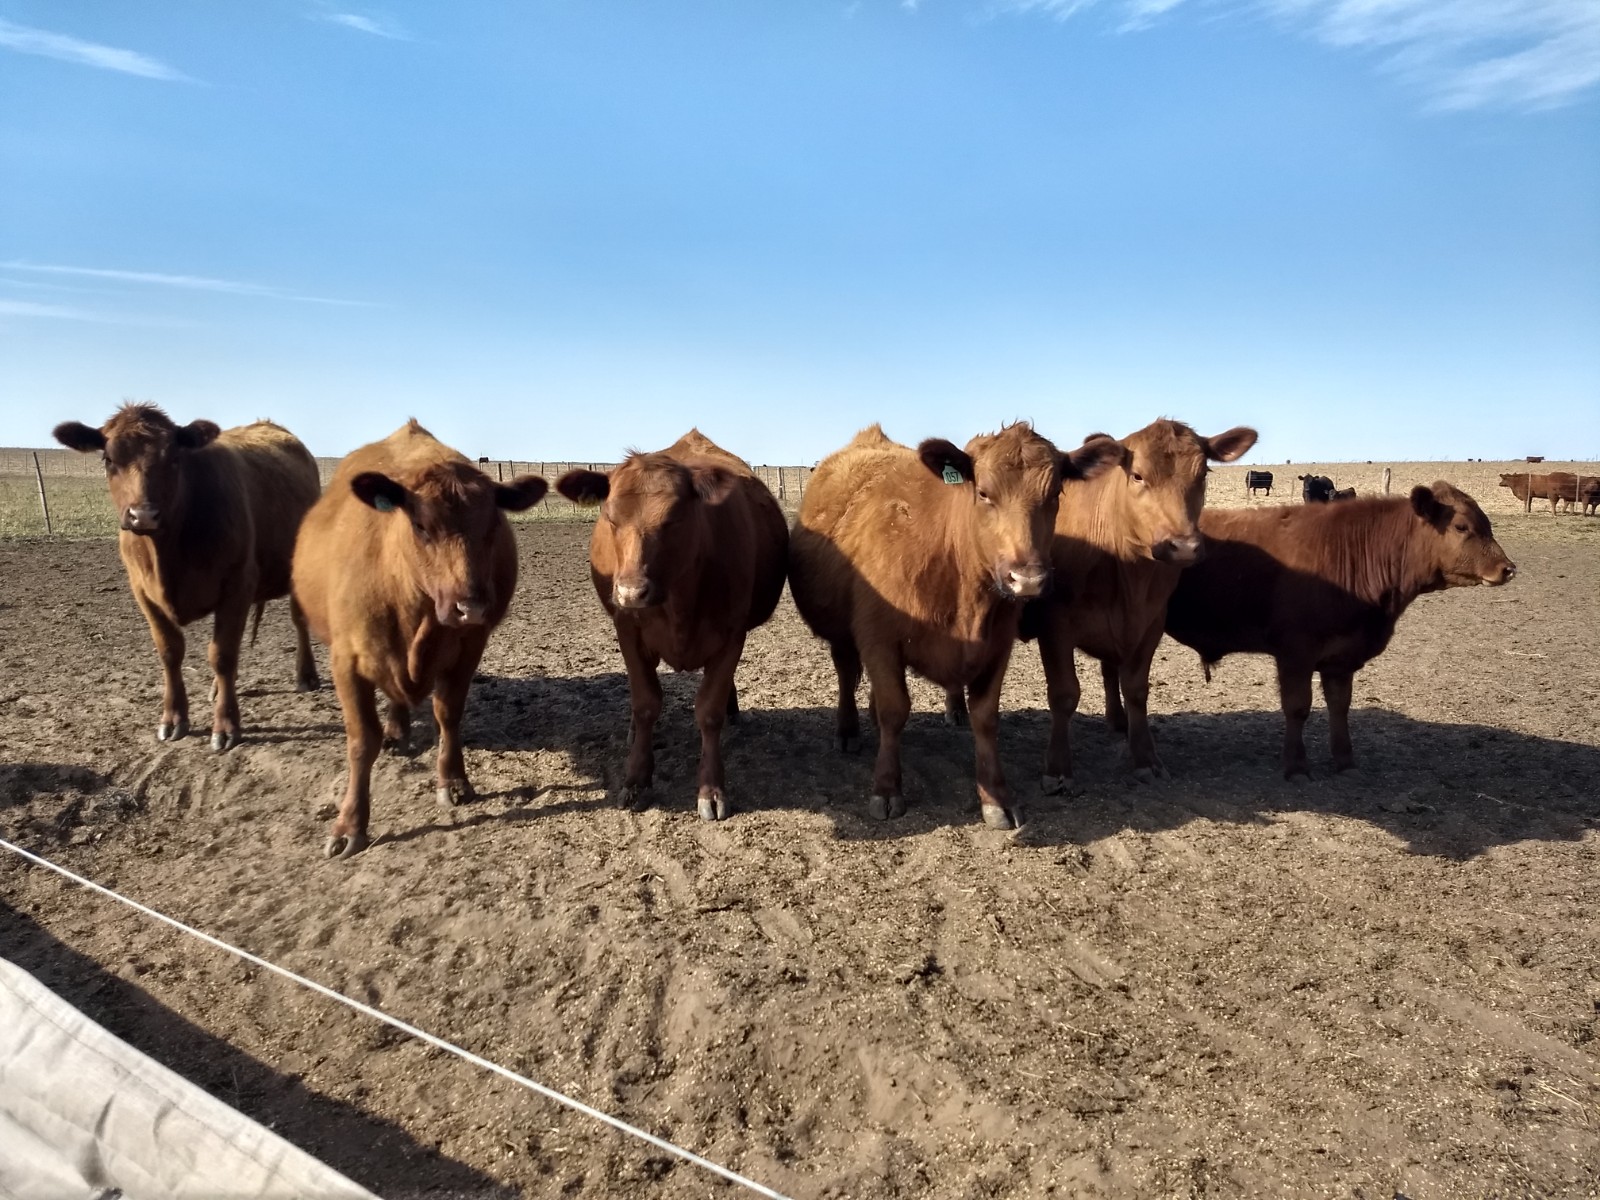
[1,457,1597,1198]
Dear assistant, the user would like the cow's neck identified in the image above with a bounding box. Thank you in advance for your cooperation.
[1337,502,1438,615]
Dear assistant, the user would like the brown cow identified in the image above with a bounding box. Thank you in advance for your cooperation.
[1013,419,1256,793]
[292,420,546,858]
[1499,471,1577,514]
[53,404,320,750]
[789,422,1122,829]
[555,430,788,820]
[1165,482,1514,778]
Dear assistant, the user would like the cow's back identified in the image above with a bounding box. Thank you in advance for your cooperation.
[219,421,321,600]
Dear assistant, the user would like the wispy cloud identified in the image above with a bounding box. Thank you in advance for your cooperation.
[0,262,379,307]
[0,299,103,321]
[316,11,411,40]
[990,0,1600,110]
[0,18,193,82]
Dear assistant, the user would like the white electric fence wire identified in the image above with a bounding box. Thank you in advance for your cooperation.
[0,836,793,1200]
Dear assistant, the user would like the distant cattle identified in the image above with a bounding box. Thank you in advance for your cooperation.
[1298,474,1335,503]
[293,420,546,857]
[53,404,320,751]
[556,430,787,821]
[1016,420,1257,792]
[1245,470,1274,497]
[1332,486,1357,501]
[789,422,1122,829]
[1498,471,1579,515]
[1165,483,1514,778]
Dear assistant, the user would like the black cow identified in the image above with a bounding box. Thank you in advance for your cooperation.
[1245,470,1274,497]
[1332,486,1356,501]
[1298,474,1335,503]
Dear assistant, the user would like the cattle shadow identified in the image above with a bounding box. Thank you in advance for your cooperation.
[0,899,515,1199]
[446,671,1598,860]
[0,763,107,810]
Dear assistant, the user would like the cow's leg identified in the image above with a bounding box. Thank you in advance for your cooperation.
[1123,625,1169,782]
[943,687,969,728]
[137,594,189,742]
[617,623,662,810]
[725,682,740,726]
[1038,612,1082,796]
[692,634,744,821]
[289,595,319,692]
[861,648,910,820]
[1276,661,1314,780]
[432,631,486,808]
[207,589,252,752]
[382,700,412,753]
[829,640,864,752]
[968,656,1018,830]
[1321,669,1357,773]
[328,652,380,859]
[1101,659,1127,734]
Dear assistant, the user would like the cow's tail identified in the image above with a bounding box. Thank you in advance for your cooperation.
[1201,656,1214,684]
[249,600,266,647]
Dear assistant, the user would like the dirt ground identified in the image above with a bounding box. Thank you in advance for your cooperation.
[1,503,1597,1199]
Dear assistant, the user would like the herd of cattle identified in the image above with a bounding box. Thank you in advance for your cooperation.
[1499,470,1600,516]
[1242,470,1356,503]
[53,405,1516,856]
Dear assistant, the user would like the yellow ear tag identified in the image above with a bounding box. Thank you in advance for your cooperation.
[373,495,396,512]
[941,465,963,485]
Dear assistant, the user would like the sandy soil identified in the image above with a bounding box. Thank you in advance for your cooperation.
[1,502,1597,1199]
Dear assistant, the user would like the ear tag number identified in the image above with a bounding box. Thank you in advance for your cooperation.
[942,465,963,485]
[373,495,396,512]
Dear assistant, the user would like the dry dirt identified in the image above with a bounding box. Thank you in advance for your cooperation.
[1,502,1597,1199]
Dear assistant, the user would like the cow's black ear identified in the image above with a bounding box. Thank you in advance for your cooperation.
[352,472,409,513]
[555,469,610,506]
[1410,485,1450,529]
[496,474,547,511]
[1204,427,1258,463]
[53,421,105,453]
[917,439,974,484]
[1062,436,1125,482]
[691,465,737,504]
[175,420,221,449]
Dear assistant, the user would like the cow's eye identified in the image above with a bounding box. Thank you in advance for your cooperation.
[976,489,993,505]
[1453,522,1469,533]
[1131,472,1144,483]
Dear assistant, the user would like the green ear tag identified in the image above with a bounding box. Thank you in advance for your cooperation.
[941,464,963,485]
[373,495,396,512]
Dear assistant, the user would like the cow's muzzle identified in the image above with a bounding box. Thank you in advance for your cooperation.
[1152,535,1205,566]
[613,577,659,609]
[122,505,160,534]
[998,565,1050,599]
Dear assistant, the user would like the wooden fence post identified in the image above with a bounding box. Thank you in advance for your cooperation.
[32,452,52,535]
[1524,473,1532,514]
[1381,466,1391,495]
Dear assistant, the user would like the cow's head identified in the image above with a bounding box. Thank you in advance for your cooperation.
[1411,481,1515,588]
[53,403,221,535]
[555,454,736,610]
[917,422,1122,599]
[1098,419,1257,566]
[352,462,546,626]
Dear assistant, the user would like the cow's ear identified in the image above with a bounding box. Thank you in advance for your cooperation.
[175,420,221,450]
[1409,485,1451,530]
[352,471,409,513]
[53,421,105,453]
[1203,427,1258,463]
[917,439,974,485]
[1062,435,1126,482]
[555,469,609,506]
[497,474,547,511]
[691,465,737,504]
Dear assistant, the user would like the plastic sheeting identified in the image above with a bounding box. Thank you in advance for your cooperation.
[0,956,377,1200]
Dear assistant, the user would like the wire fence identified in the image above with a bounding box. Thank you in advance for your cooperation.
[0,449,816,536]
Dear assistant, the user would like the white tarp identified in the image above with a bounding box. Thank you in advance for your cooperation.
[0,956,378,1200]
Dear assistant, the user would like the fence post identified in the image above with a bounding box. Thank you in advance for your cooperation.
[32,452,52,535]
[1381,466,1391,495]
[1524,473,1532,514]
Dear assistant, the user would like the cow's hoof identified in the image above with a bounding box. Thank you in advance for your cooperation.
[437,781,473,807]
[867,793,905,820]
[1040,774,1078,797]
[1131,764,1169,784]
[619,784,651,812]
[382,734,411,755]
[210,729,240,753]
[836,734,862,753]
[981,804,1018,830]
[697,790,730,821]
[296,674,320,693]
[325,831,368,859]
[157,718,189,742]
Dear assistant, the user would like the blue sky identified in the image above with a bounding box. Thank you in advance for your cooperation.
[2,1,1597,464]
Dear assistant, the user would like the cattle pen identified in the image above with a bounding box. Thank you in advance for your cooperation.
[1,450,1598,1197]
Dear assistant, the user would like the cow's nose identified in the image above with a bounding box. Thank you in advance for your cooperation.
[1004,566,1050,598]
[124,505,160,532]
[454,598,489,624]
[614,579,652,609]
[1154,535,1205,565]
